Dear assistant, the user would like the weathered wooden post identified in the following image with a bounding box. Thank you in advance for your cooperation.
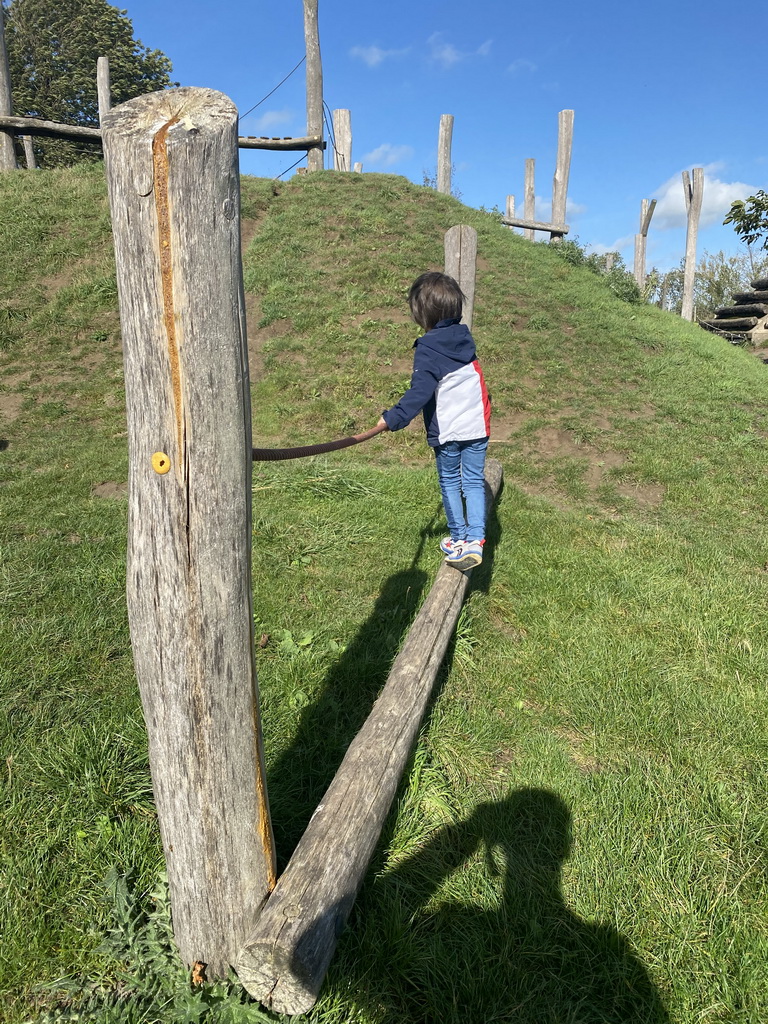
[101,86,276,977]
[332,108,351,171]
[505,194,515,228]
[681,168,703,321]
[352,161,362,173]
[633,198,656,290]
[0,5,17,171]
[550,110,574,243]
[22,136,36,169]
[237,460,503,1014]
[303,0,324,171]
[97,55,111,122]
[444,225,478,330]
[524,158,535,240]
[437,113,453,195]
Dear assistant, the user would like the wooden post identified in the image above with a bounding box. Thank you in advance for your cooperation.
[437,113,453,195]
[681,168,704,321]
[505,195,515,229]
[303,0,323,171]
[604,252,616,272]
[22,135,35,168]
[352,161,362,173]
[550,110,574,243]
[0,6,17,171]
[332,108,351,171]
[237,460,504,1015]
[524,158,535,240]
[633,198,656,290]
[101,86,276,978]
[444,225,478,330]
[97,55,111,122]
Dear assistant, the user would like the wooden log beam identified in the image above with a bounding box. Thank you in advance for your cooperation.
[501,215,569,234]
[236,461,504,1015]
[237,134,325,150]
[700,317,758,331]
[714,303,768,319]
[751,277,768,291]
[101,85,275,978]
[733,291,768,304]
[0,114,101,141]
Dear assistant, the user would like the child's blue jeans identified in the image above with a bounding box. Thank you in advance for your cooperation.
[434,437,489,542]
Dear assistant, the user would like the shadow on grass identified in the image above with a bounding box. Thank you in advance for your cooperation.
[266,520,436,867]
[343,788,670,1023]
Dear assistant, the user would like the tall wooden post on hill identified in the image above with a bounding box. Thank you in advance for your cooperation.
[681,168,703,321]
[437,114,453,195]
[0,6,17,171]
[524,158,535,240]
[332,108,351,171]
[303,0,324,171]
[101,86,276,977]
[633,198,656,290]
[550,110,574,243]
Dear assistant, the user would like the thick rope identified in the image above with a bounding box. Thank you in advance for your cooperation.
[252,424,385,461]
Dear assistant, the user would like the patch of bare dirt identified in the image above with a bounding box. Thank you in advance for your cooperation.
[553,726,602,774]
[92,481,128,499]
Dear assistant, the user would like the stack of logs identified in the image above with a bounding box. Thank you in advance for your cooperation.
[700,276,768,344]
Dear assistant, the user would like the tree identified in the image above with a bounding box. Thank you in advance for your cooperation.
[724,190,768,252]
[3,0,175,166]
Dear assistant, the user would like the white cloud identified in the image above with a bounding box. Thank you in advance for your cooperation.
[427,33,492,69]
[362,143,414,168]
[507,58,537,75]
[651,165,761,231]
[246,109,294,133]
[350,44,410,67]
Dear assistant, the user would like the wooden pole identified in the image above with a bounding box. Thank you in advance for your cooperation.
[633,198,656,289]
[352,161,362,173]
[101,86,275,978]
[22,135,35,168]
[0,6,17,171]
[681,168,704,321]
[303,0,324,171]
[237,460,504,1015]
[444,225,478,330]
[524,158,535,240]
[332,108,351,171]
[550,110,574,243]
[505,195,515,231]
[97,55,111,122]
[437,113,453,195]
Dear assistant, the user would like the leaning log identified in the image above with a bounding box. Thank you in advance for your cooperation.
[101,85,275,978]
[236,460,504,1016]
[0,114,101,141]
[700,317,758,332]
[714,303,768,319]
[501,215,569,234]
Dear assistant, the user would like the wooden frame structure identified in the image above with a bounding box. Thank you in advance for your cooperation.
[502,111,574,242]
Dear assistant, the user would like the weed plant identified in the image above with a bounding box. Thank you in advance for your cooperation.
[2,165,768,1023]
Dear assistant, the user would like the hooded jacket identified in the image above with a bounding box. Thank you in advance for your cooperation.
[382,318,491,447]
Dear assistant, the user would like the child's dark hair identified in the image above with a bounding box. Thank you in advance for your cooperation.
[408,272,464,332]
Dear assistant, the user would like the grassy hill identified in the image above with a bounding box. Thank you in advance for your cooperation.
[2,164,768,1023]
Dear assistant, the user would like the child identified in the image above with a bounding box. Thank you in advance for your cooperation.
[375,272,491,571]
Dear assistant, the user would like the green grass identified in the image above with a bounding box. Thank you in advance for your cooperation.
[2,164,768,1022]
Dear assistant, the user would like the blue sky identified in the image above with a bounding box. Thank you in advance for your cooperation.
[122,0,763,272]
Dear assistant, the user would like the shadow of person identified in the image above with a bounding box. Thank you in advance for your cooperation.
[356,788,669,1023]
